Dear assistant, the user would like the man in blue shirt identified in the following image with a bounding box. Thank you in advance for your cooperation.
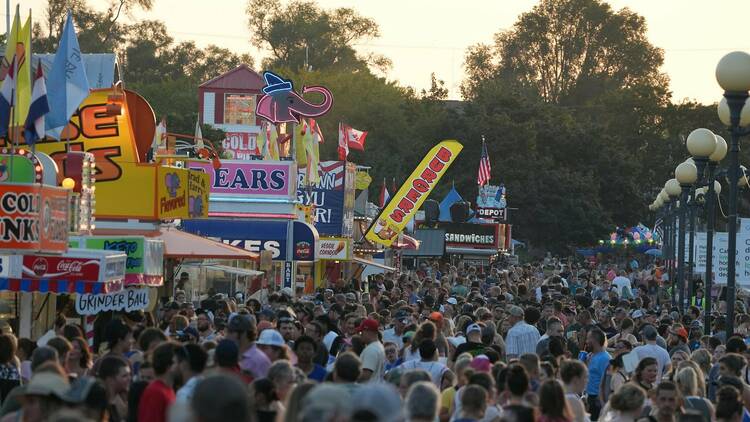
[585,328,611,421]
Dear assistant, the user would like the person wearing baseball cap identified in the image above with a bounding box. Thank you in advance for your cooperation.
[383,310,410,350]
[356,319,385,382]
[667,325,691,356]
[453,323,486,362]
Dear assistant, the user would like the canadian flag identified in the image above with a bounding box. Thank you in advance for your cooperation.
[338,122,368,160]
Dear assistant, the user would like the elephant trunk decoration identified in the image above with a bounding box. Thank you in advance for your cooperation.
[255,71,334,124]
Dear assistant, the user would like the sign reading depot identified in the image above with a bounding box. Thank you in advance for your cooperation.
[19,89,209,220]
[0,185,69,254]
[365,140,463,247]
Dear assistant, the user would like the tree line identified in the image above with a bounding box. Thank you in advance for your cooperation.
[32,0,740,252]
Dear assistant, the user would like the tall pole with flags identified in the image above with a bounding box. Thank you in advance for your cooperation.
[477,135,491,186]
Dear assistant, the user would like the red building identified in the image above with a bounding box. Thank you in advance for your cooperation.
[198,64,265,160]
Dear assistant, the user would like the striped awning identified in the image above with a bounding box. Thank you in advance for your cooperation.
[0,278,123,295]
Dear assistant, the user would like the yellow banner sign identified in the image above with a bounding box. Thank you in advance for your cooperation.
[365,140,462,247]
[156,167,210,219]
[11,89,210,220]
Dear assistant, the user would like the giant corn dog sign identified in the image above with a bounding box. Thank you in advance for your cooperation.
[365,140,462,247]
[1,89,209,220]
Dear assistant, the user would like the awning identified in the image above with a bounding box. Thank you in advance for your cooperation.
[392,234,420,250]
[353,257,396,272]
[0,249,126,294]
[0,278,123,294]
[182,263,263,277]
[445,247,498,256]
[93,227,258,260]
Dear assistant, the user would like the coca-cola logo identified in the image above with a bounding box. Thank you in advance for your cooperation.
[31,258,48,276]
[57,260,83,273]
[295,241,311,259]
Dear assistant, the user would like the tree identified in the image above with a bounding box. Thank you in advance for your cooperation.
[246,0,389,72]
[463,0,667,105]
[33,0,153,54]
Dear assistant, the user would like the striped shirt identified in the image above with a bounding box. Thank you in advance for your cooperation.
[505,321,541,358]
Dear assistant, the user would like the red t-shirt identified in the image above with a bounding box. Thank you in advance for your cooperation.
[138,379,175,422]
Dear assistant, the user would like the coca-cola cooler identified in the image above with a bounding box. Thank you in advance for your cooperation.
[19,248,127,293]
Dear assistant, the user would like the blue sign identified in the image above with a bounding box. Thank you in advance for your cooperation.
[283,261,293,289]
[297,161,354,237]
[182,219,318,261]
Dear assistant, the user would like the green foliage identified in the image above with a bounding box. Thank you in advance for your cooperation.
[32,0,733,253]
[247,0,388,72]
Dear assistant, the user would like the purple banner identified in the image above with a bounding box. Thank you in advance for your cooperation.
[189,160,295,198]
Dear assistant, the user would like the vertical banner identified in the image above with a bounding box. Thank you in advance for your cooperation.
[365,140,463,247]
[283,261,293,289]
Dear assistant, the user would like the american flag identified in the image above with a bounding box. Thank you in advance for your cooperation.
[477,138,491,186]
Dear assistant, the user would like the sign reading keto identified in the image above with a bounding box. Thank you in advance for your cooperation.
[365,140,463,247]
[0,185,69,254]
[75,287,150,315]
[189,160,295,198]
[70,236,165,286]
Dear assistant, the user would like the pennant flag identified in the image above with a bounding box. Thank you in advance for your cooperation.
[0,57,16,138]
[391,177,397,194]
[337,122,349,160]
[341,122,367,151]
[194,120,204,148]
[268,124,280,160]
[379,178,390,208]
[257,122,269,159]
[23,62,49,145]
[309,118,324,143]
[304,127,320,185]
[296,118,310,166]
[0,7,19,83]
[152,117,166,151]
[45,12,90,140]
[14,15,31,127]
[477,138,491,186]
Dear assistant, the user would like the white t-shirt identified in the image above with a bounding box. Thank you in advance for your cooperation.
[382,328,404,350]
[612,276,632,296]
[633,343,671,378]
[398,360,448,386]
[360,341,386,382]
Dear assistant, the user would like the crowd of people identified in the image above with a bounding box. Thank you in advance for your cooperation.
[0,256,748,422]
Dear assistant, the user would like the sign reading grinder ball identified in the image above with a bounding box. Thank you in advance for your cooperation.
[75,287,150,315]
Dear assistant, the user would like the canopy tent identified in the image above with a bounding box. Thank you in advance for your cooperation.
[181,263,263,277]
[439,186,463,222]
[353,257,396,272]
[392,234,421,250]
[93,226,259,260]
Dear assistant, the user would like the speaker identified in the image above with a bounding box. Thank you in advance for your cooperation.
[450,201,471,223]
[423,200,439,225]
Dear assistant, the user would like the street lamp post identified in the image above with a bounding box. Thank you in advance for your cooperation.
[675,161,699,310]
[664,180,697,305]
[715,51,750,336]
[686,128,718,305]
[704,136,727,334]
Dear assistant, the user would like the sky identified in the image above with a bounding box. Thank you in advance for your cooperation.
[22,0,750,103]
